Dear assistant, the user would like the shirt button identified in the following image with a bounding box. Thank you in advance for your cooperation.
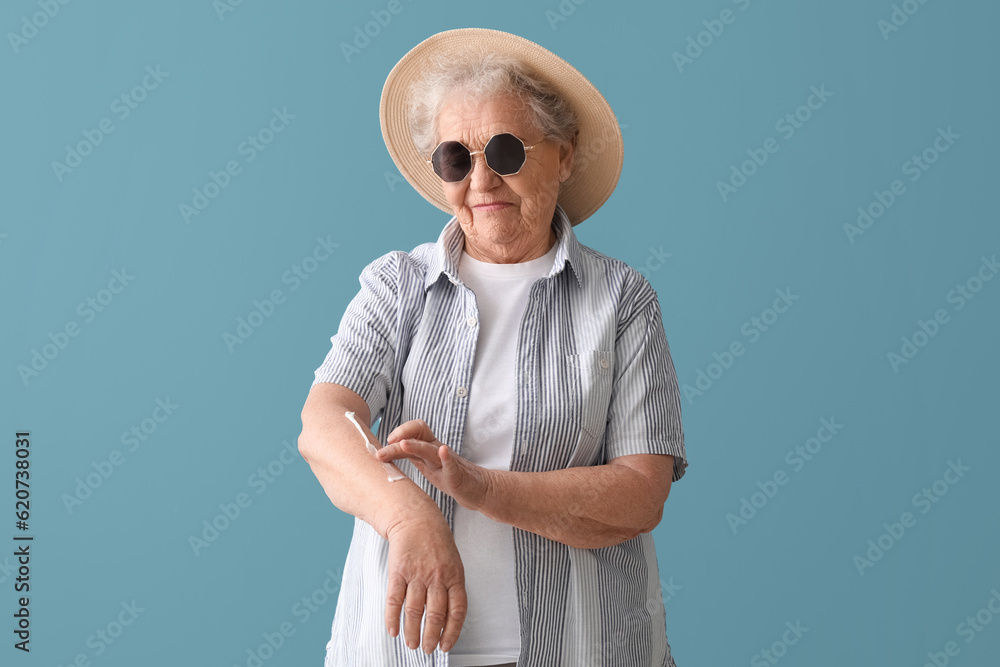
[600,358,610,369]
[466,316,477,327]
[456,387,468,398]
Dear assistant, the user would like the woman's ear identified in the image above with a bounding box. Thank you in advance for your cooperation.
[558,131,578,183]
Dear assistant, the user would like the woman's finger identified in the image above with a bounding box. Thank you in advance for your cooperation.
[439,585,468,653]
[375,443,412,462]
[438,445,463,482]
[402,583,427,650]
[387,419,435,444]
[384,573,407,639]
[439,445,460,467]
[376,441,435,464]
[421,584,449,654]
[400,440,443,465]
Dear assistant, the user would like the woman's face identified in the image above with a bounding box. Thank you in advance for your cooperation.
[435,95,574,263]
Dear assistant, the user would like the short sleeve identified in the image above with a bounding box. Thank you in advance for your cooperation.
[312,254,400,424]
[604,293,687,482]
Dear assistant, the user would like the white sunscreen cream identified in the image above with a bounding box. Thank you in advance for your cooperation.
[345,411,406,482]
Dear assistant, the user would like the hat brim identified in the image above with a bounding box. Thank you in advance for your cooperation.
[379,28,623,226]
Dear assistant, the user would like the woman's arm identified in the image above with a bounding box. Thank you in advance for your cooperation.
[376,420,674,549]
[298,383,430,536]
[483,453,673,549]
[298,383,467,654]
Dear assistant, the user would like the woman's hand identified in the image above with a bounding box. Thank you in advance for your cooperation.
[384,514,468,654]
[377,420,494,511]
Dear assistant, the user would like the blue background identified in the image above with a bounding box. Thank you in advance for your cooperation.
[3,0,999,665]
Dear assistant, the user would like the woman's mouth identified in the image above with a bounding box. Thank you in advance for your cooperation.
[472,202,511,212]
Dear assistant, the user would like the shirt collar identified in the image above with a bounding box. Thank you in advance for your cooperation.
[424,204,584,291]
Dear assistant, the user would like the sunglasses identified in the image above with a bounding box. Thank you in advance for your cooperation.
[427,133,539,182]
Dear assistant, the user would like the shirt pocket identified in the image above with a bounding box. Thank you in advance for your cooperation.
[564,349,614,462]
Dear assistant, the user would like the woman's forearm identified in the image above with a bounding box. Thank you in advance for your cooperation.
[478,458,673,549]
[298,383,443,539]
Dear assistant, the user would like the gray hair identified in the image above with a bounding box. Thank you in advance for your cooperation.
[407,51,579,157]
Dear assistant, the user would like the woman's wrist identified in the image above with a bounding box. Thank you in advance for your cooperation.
[468,467,504,517]
[381,500,448,542]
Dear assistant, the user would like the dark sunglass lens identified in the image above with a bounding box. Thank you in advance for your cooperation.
[432,142,471,182]
[485,133,526,175]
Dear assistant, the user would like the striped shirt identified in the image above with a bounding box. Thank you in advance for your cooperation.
[313,205,687,667]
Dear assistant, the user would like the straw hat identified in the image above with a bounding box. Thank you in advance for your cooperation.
[379,28,623,226]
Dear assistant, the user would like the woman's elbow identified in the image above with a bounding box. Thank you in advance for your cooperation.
[566,518,660,549]
[297,408,319,462]
[297,431,314,463]
[616,504,664,544]
[638,504,665,535]
[297,425,335,469]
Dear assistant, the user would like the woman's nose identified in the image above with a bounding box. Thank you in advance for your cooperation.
[467,153,502,190]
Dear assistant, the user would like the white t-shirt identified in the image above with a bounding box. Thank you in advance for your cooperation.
[448,242,558,666]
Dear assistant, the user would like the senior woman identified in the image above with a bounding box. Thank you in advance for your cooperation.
[298,29,687,667]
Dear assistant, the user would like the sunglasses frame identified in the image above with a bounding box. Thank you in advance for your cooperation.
[426,132,539,183]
